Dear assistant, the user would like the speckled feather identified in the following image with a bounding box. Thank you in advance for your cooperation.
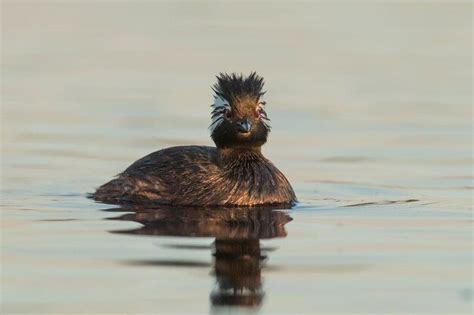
[93,146,296,206]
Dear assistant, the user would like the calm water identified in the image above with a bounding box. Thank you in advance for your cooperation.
[1,2,472,314]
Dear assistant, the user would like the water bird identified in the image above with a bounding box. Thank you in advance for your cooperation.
[92,72,296,207]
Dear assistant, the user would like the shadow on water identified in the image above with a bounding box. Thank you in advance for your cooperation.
[103,205,293,309]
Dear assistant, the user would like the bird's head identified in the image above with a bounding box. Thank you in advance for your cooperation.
[209,72,270,149]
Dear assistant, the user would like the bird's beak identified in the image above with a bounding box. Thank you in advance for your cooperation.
[236,118,252,133]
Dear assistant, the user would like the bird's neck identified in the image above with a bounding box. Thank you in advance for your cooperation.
[217,146,264,167]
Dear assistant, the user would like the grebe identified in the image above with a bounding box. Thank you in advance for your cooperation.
[93,72,296,207]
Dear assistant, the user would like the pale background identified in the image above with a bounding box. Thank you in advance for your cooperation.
[1,1,472,314]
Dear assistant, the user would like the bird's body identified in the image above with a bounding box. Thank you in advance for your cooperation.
[92,72,296,207]
[93,145,295,206]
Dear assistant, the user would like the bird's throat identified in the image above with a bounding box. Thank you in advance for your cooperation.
[217,146,264,168]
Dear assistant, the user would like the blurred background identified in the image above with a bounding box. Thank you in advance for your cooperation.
[1,1,472,314]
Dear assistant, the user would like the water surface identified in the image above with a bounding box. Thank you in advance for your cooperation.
[1,2,472,314]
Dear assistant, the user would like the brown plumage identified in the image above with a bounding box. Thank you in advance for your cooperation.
[92,72,296,207]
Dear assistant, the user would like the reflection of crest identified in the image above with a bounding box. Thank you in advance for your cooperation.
[105,205,292,308]
[212,239,264,307]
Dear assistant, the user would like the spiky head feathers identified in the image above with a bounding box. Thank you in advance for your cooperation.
[212,72,265,103]
[210,72,270,130]
[209,72,271,148]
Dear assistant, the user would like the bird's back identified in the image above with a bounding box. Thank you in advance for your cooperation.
[93,145,295,207]
[93,146,219,205]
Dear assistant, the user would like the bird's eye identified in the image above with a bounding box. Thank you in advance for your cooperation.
[224,109,231,119]
[255,101,266,118]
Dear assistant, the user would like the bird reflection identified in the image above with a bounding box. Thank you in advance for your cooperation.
[211,238,264,307]
[104,205,292,308]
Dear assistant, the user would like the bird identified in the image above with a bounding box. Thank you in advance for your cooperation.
[92,72,296,207]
